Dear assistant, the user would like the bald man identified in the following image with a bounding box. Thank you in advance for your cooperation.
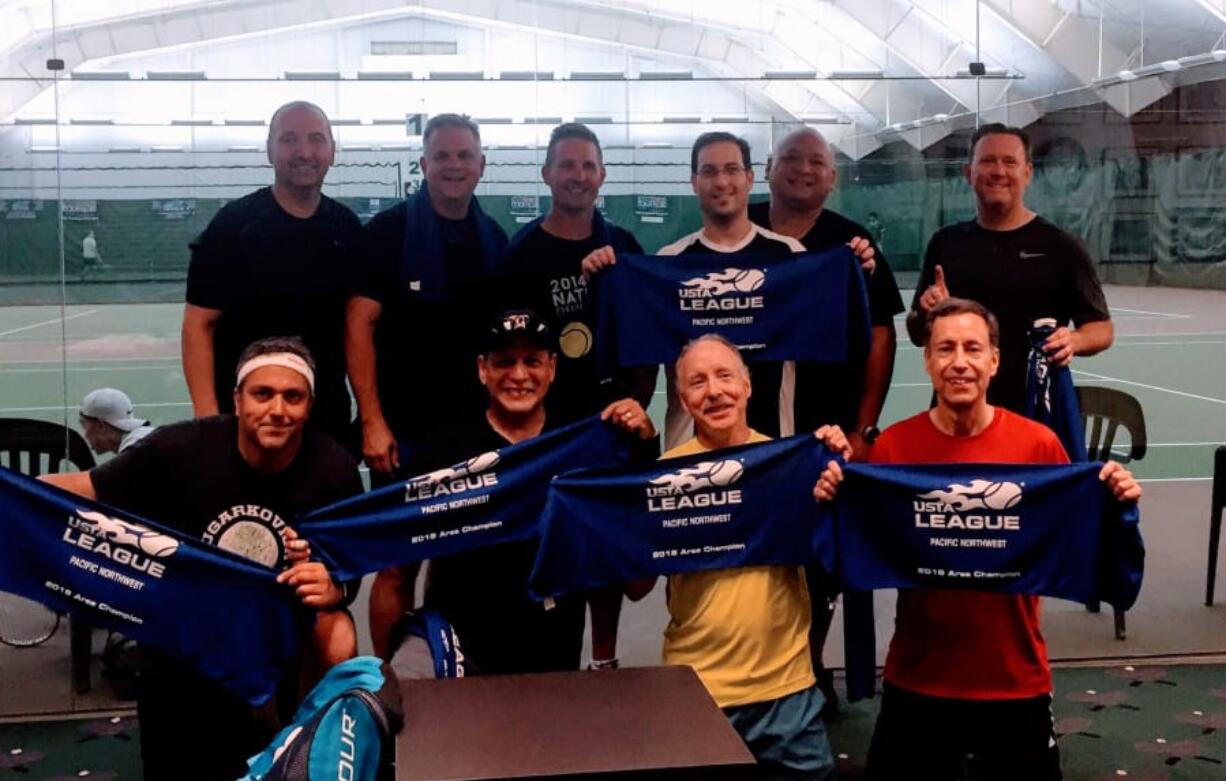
[749,126,904,718]
[183,100,362,449]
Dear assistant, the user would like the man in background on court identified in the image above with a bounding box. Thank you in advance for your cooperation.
[182,100,361,448]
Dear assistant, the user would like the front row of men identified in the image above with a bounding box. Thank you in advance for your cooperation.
[48,293,1138,780]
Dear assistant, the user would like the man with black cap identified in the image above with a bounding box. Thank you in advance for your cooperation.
[369,310,657,671]
[79,388,156,455]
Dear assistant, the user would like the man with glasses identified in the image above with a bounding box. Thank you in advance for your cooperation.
[584,132,875,450]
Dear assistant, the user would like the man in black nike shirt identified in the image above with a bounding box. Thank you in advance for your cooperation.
[907,123,1112,413]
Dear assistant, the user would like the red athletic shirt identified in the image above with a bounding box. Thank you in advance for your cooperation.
[869,406,1069,699]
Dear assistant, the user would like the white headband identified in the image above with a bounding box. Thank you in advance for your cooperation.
[235,353,315,393]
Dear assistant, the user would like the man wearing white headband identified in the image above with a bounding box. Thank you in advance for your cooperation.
[43,336,363,780]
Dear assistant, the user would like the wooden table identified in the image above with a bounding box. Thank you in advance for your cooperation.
[397,665,756,780]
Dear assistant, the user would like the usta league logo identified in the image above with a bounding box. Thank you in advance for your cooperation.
[681,268,765,296]
[405,452,501,502]
[72,509,180,556]
[62,508,179,578]
[646,460,744,511]
[917,480,1023,510]
[913,480,1023,531]
[678,268,766,312]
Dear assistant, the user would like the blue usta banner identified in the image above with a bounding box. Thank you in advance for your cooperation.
[594,249,871,370]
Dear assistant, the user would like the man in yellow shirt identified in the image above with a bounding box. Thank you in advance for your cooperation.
[633,333,847,780]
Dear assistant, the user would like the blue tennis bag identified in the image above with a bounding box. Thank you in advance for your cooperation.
[241,657,403,781]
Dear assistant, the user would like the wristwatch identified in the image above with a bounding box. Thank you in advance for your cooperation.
[860,425,881,446]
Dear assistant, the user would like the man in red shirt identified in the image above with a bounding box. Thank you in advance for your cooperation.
[815,297,1140,780]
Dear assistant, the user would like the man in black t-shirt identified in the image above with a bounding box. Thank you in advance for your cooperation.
[500,123,655,424]
[183,101,361,447]
[43,337,362,781]
[907,123,1112,413]
[369,310,657,670]
[346,114,508,481]
[499,123,656,671]
[751,126,904,455]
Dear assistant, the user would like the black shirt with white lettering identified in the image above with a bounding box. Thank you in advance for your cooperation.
[914,216,1110,412]
[89,415,362,781]
[496,222,644,424]
[91,415,362,559]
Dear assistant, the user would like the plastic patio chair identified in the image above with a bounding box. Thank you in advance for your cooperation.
[0,418,97,693]
[1076,387,1147,641]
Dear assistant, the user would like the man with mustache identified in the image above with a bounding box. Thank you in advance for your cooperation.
[377,310,656,672]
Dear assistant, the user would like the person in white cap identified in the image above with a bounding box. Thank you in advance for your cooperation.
[79,388,156,455]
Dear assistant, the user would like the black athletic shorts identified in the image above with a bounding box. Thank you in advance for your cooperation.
[866,681,1062,781]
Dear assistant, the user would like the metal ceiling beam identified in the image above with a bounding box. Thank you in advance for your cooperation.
[980,0,1170,116]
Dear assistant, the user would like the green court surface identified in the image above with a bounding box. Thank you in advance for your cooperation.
[0,289,1222,480]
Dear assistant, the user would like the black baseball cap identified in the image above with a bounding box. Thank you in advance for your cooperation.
[482,309,554,353]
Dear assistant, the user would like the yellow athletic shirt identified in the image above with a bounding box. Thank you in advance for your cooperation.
[661,432,815,708]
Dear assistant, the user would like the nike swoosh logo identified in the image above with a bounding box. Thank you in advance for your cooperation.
[1019,251,1046,259]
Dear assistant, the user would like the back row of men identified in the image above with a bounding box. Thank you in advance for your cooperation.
[182,102,1111,469]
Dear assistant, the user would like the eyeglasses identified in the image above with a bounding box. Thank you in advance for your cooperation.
[697,164,748,179]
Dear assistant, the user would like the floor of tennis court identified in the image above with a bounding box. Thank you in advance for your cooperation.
[1,284,1224,718]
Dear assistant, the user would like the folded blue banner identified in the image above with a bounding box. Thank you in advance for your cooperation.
[832,462,1143,610]
[593,248,871,370]
[301,417,636,581]
[1024,328,1088,462]
[530,435,831,599]
[0,467,302,706]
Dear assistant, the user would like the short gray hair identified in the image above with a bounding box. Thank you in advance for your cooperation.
[424,113,481,151]
[673,333,750,386]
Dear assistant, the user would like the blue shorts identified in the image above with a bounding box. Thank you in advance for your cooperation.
[724,684,835,780]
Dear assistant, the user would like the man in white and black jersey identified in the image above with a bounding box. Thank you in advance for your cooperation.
[583,131,876,449]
